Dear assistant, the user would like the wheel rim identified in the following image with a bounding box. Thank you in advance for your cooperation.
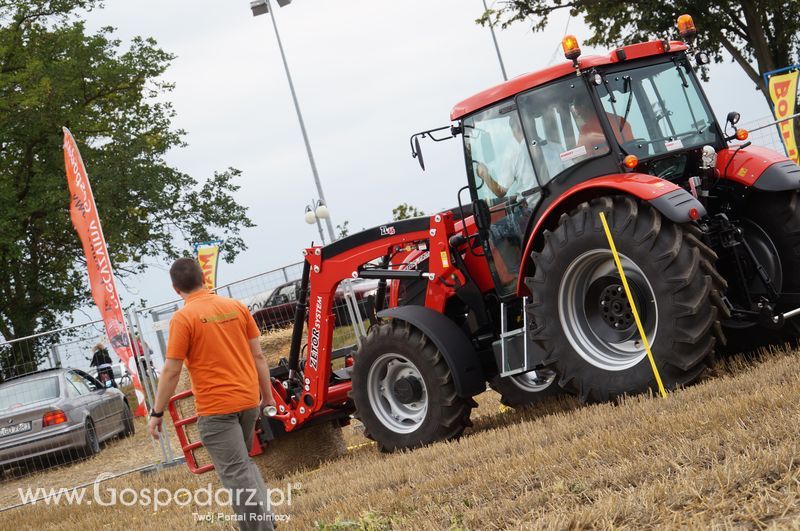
[511,369,557,392]
[558,249,658,371]
[366,353,428,434]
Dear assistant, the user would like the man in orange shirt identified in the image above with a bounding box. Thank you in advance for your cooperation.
[148,258,276,530]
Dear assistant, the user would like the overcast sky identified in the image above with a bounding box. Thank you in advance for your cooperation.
[78,0,773,322]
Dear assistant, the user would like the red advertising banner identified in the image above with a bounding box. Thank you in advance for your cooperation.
[63,128,147,416]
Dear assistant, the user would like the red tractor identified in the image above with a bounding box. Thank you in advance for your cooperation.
[171,16,800,464]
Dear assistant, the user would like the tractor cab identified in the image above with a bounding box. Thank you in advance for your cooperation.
[454,34,726,300]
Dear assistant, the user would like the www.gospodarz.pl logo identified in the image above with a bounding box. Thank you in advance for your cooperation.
[17,472,299,514]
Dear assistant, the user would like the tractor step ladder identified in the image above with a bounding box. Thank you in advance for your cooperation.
[497,298,529,377]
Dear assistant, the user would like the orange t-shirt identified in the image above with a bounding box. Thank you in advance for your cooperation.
[166,289,261,416]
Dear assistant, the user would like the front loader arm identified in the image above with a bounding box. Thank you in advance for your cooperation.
[270,212,466,431]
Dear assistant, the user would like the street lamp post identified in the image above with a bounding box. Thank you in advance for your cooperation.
[481,0,508,81]
[250,0,337,242]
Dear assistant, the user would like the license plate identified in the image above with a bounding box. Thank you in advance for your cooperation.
[0,422,31,438]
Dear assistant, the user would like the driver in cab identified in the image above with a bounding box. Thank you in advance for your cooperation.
[475,113,535,199]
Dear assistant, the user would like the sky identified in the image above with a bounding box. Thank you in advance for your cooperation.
[78,0,775,322]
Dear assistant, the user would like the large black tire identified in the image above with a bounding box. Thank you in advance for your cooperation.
[527,196,727,403]
[488,369,562,408]
[350,320,474,452]
[722,191,800,351]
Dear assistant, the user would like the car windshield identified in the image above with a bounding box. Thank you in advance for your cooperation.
[595,58,718,158]
[0,377,59,410]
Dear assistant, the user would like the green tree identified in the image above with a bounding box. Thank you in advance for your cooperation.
[336,220,350,239]
[480,1,799,108]
[0,1,254,348]
[392,203,425,221]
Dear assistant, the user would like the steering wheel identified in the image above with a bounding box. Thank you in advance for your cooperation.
[656,164,682,179]
[471,160,486,191]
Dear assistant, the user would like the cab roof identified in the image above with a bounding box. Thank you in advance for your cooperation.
[450,40,687,121]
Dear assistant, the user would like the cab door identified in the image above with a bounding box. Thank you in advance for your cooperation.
[463,102,541,299]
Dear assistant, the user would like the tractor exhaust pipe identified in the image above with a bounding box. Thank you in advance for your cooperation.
[288,260,311,379]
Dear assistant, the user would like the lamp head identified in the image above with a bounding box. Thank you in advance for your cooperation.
[304,205,316,225]
[315,201,330,219]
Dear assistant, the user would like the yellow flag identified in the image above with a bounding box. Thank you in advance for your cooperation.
[768,70,799,164]
[195,241,222,290]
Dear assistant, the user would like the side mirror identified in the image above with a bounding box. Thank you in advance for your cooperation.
[726,111,741,127]
[413,137,425,171]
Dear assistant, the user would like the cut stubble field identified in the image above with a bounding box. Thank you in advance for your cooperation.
[2,333,799,529]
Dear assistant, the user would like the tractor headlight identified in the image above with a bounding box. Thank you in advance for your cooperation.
[700,145,717,169]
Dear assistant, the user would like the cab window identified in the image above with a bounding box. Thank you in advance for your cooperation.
[517,78,610,183]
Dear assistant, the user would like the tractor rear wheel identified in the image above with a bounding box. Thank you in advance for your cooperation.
[488,369,561,408]
[527,196,727,403]
[350,320,473,452]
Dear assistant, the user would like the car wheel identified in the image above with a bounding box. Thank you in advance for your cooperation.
[82,418,100,457]
[121,402,136,438]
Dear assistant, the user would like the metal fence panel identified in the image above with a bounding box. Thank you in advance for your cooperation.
[0,320,168,509]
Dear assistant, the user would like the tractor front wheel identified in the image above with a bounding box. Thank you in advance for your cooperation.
[488,369,561,408]
[527,196,727,403]
[721,191,800,351]
[350,320,473,452]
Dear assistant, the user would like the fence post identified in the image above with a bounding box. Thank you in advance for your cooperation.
[50,345,62,368]
[131,309,176,464]
[126,309,172,465]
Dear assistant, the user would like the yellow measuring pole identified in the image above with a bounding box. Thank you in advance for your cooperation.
[598,211,667,398]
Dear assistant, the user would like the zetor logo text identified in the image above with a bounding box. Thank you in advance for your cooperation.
[309,295,323,370]
[379,225,396,236]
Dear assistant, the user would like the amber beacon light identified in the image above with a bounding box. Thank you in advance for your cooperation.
[623,155,639,169]
[677,14,697,40]
[562,35,581,61]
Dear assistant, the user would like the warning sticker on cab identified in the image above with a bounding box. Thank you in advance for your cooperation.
[559,145,587,162]
[665,139,684,151]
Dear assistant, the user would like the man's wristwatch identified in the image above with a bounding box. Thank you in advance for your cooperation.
[149,408,164,418]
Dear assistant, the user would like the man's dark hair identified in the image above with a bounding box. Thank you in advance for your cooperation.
[170,258,205,292]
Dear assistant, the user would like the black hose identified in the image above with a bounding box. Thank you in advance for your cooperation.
[288,260,310,374]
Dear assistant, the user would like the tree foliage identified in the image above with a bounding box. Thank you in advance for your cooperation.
[335,220,350,239]
[0,1,254,341]
[480,1,799,104]
[392,203,425,221]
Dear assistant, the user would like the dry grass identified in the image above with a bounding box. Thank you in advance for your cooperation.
[3,345,799,529]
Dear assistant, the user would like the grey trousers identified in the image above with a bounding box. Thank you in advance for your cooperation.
[197,407,275,531]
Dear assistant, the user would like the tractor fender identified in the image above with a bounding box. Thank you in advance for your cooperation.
[377,305,486,397]
[753,160,800,191]
[516,173,705,296]
[716,145,800,190]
